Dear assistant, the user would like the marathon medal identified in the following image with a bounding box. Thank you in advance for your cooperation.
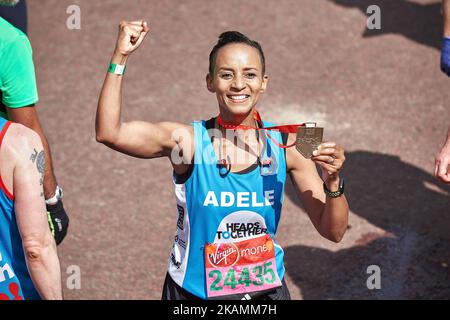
[295,124,323,159]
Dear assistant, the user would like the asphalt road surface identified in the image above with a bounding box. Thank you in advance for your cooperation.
[25,0,450,299]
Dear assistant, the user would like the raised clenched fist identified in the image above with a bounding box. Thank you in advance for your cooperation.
[114,20,149,56]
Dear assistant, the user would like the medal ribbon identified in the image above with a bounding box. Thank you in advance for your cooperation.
[217,110,313,148]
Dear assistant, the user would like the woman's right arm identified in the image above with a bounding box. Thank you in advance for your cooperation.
[96,20,192,160]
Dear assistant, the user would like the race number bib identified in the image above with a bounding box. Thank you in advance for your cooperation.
[204,234,282,299]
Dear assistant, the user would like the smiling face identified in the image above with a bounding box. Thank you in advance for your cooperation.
[206,43,268,124]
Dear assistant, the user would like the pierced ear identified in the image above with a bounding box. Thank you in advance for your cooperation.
[206,74,215,93]
[260,74,269,93]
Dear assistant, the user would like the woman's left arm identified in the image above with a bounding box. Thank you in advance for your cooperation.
[286,139,349,243]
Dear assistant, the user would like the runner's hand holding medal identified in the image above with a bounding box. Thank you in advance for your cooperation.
[217,110,344,182]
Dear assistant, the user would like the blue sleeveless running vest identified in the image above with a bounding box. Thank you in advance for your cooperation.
[168,119,287,299]
[0,118,40,300]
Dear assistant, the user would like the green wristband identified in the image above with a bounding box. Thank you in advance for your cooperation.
[108,62,126,75]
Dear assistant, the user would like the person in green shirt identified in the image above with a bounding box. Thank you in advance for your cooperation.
[0,0,27,34]
[0,15,69,244]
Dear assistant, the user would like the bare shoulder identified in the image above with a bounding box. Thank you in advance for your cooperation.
[2,123,43,160]
[158,121,193,138]
[0,123,43,192]
[157,121,194,153]
[162,121,195,164]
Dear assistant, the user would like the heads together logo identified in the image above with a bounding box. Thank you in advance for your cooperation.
[170,126,281,166]
[206,211,271,268]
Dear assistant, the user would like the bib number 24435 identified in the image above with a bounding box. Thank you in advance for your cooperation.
[204,235,282,298]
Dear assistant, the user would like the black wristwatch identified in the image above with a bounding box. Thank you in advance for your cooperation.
[323,177,345,198]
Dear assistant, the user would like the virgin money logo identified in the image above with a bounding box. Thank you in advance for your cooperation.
[207,243,240,268]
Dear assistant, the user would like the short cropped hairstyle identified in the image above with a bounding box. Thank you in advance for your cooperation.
[208,31,266,76]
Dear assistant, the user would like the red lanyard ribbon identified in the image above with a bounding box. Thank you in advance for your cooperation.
[216,110,312,148]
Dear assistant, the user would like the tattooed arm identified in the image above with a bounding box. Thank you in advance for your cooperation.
[7,107,59,200]
[3,124,62,299]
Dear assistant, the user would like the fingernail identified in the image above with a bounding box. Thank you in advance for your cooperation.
[312,150,318,156]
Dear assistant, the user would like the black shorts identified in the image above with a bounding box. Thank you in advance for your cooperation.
[161,273,291,300]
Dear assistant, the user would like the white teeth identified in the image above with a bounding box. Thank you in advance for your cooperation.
[229,95,249,100]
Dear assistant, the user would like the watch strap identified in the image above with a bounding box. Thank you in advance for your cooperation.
[323,178,344,198]
[45,185,63,205]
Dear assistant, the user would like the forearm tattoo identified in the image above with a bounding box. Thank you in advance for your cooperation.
[30,148,45,197]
